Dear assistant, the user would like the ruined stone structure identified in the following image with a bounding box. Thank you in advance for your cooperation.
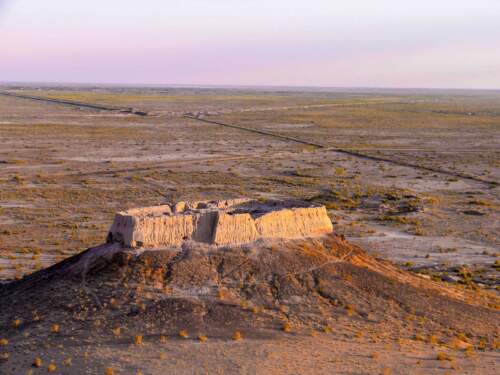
[108,198,333,248]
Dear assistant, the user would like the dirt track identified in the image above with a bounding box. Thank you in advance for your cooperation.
[0,91,148,116]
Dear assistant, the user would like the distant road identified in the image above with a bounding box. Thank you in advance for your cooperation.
[183,115,325,148]
[185,115,498,187]
[0,91,148,116]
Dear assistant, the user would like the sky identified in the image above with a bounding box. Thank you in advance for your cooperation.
[1,0,500,88]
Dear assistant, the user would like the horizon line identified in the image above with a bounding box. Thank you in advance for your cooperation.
[1,80,499,93]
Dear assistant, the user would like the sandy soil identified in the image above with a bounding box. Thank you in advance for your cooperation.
[1,235,498,374]
[0,86,498,373]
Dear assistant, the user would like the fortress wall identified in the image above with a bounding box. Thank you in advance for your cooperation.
[132,215,195,247]
[255,206,333,239]
[108,214,137,247]
[127,205,172,217]
[108,199,333,248]
[212,212,260,246]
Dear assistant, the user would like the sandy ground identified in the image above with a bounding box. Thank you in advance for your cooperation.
[1,235,498,375]
[3,87,497,287]
[0,86,498,373]
[3,334,499,375]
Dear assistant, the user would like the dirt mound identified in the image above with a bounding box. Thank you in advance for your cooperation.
[1,234,498,355]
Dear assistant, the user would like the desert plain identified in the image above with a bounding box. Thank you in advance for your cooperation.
[0,85,498,374]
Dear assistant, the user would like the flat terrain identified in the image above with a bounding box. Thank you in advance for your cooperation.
[0,85,499,374]
[1,86,498,281]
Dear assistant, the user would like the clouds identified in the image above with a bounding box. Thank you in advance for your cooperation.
[1,0,499,88]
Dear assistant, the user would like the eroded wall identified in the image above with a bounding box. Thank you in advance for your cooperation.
[108,199,333,248]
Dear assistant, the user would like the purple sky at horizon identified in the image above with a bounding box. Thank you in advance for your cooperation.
[1,0,500,88]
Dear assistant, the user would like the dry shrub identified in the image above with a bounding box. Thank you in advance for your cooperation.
[232,331,242,341]
[48,363,57,372]
[282,322,292,333]
[33,357,43,367]
[198,334,208,342]
[436,352,453,361]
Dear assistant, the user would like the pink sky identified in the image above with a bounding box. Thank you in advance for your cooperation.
[1,0,500,88]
